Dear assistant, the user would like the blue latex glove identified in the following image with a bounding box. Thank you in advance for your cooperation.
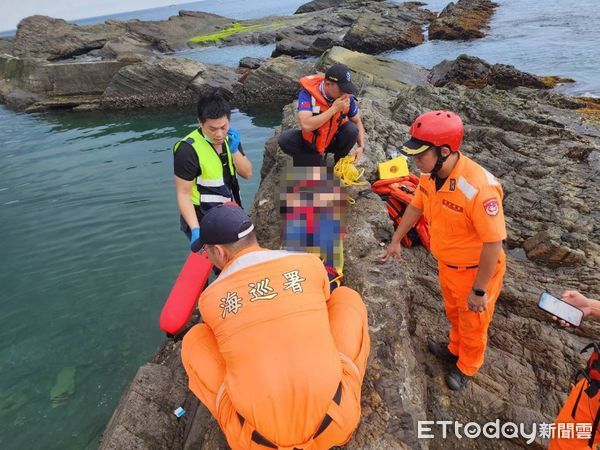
[190,227,200,250]
[226,128,241,154]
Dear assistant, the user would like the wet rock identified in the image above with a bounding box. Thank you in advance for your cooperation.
[99,340,208,449]
[234,56,312,110]
[273,1,432,57]
[0,53,130,111]
[429,54,549,90]
[342,5,430,54]
[429,0,498,41]
[295,0,385,14]
[523,231,586,268]
[101,56,240,109]
[317,46,429,99]
[239,57,264,69]
[272,13,354,57]
[13,15,126,60]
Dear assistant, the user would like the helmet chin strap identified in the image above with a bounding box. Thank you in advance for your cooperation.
[429,147,448,180]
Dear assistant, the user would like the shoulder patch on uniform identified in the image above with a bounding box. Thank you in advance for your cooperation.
[482,168,499,186]
[457,176,478,200]
[483,197,500,216]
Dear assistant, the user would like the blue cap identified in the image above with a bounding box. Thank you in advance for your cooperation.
[192,204,254,252]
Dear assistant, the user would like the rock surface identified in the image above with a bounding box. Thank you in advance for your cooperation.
[99,48,600,449]
[233,56,313,110]
[295,0,385,14]
[429,0,497,40]
[429,54,550,90]
[0,1,441,112]
[273,2,433,57]
[317,46,429,99]
[101,56,240,109]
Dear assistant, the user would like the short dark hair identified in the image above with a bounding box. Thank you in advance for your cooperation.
[205,230,258,254]
[197,92,231,123]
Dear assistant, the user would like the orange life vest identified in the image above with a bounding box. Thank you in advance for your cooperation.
[371,174,431,250]
[299,75,349,154]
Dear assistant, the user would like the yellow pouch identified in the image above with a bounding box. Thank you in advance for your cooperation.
[378,156,409,180]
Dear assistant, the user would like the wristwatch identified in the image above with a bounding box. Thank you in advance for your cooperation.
[472,288,485,297]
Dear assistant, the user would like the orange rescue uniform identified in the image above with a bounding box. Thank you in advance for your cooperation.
[412,154,507,376]
[549,378,600,449]
[181,246,370,449]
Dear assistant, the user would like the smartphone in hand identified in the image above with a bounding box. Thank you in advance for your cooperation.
[538,291,584,327]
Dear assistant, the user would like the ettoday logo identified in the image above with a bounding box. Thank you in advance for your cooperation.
[417,420,594,444]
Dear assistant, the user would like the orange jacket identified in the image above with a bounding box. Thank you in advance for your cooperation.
[299,75,349,153]
[411,154,507,266]
[198,246,342,446]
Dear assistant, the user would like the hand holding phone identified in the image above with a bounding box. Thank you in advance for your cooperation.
[538,291,584,327]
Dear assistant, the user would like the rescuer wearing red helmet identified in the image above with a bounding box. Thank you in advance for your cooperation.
[382,110,507,390]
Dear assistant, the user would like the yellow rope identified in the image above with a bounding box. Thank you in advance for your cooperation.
[333,155,367,187]
[333,155,367,205]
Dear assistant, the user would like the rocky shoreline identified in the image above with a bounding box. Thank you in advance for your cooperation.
[0,0,525,114]
[3,1,598,449]
[102,45,599,450]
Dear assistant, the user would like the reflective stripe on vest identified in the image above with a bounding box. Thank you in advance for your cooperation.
[173,129,235,206]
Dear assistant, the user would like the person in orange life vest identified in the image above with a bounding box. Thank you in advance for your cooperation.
[278,63,366,167]
[181,204,370,449]
[173,92,253,250]
[381,110,507,391]
[549,290,600,450]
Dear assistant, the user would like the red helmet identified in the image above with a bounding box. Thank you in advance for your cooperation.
[401,110,464,156]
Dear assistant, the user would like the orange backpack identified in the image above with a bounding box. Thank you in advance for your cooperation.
[572,342,600,447]
[371,174,430,250]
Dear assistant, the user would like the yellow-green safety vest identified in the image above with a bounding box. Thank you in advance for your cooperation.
[174,129,236,209]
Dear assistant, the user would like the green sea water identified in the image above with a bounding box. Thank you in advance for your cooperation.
[0,105,280,449]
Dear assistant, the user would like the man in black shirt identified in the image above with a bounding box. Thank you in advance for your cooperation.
[173,94,252,249]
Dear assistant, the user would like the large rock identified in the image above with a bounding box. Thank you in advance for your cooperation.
[234,56,312,110]
[273,1,433,57]
[295,0,385,14]
[342,4,432,54]
[99,338,228,449]
[272,13,355,57]
[429,54,549,90]
[317,46,429,99]
[101,56,240,109]
[0,53,130,111]
[13,15,126,60]
[429,0,498,40]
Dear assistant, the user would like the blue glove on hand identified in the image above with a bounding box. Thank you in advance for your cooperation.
[226,128,241,154]
[190,227,201,250]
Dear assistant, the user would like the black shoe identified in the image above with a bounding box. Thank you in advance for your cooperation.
[446,367,471,390]
[428,341,458,364]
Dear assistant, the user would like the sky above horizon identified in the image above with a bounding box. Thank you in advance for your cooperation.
[0,0,197,31]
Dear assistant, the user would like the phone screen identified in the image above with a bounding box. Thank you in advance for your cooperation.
[538,292,584,326]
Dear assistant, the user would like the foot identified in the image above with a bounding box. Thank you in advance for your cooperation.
[446,366,471,390]
[427,340,458,363]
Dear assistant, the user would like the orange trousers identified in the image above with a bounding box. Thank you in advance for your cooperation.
[549,378,600,449]
[438,254,505,376]
[181,286,370,449]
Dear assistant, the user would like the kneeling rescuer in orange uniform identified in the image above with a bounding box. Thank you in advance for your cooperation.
[181,204,370,448]
[383,110,506,391]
